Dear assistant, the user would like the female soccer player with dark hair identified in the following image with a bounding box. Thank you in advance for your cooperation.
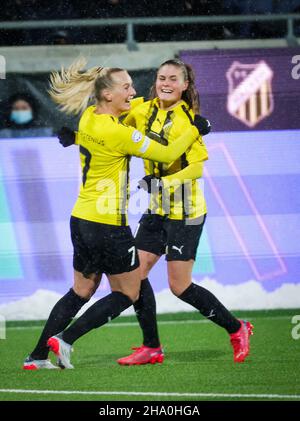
[116,59,253,365]
[23,58,205,370]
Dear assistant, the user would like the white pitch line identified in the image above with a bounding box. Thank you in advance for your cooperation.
[7,320,208,330]
[0,389,299,400]
[6,315,292,331]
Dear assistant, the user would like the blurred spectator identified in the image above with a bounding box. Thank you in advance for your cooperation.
[174,0,225,40]
[0,0,78,21]
[0,93,53,138]
[222,0,283,39]
[50,30,71,45]
[0,0,78,46]
[83,0,125,18]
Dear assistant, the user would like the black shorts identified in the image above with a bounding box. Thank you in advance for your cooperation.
[70,216,139,276]
[135,213,206,261]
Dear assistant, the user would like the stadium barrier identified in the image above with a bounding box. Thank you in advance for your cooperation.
[0,14,299,50]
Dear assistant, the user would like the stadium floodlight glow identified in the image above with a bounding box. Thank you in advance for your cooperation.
[0,314,6,340]
[0,55,6,80]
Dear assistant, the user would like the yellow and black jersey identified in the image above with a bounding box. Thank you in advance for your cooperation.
[71,105,199,226]
[123,98,208,220]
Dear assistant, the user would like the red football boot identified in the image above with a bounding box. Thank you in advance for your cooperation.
[230,320,254,363]
[117,345,164,366]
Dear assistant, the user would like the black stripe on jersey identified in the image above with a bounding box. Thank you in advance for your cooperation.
[181,104,194,124]
[146,112,168,145]
[180,105,194,218]
[157,111,173,177]
[181,153,188,169]
[145,103,160,177]
[159,111,173,141]
[79,145,92,187]
[180,105,192,171]
[146,102,159,134]
[181,153,189,218]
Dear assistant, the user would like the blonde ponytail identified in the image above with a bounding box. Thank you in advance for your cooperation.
[49,57,101,115]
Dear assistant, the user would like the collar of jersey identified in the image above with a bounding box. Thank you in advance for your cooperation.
[153,97,189,112]
[90,106,119,122]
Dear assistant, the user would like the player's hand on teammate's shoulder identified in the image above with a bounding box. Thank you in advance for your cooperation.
[193,115,211,136]
[57,126,76,147]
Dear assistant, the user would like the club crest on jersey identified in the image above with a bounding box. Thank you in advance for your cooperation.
[132,130,143,143]
[226,60,274,127]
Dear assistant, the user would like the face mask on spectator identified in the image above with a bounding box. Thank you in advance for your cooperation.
[10,110,33,125]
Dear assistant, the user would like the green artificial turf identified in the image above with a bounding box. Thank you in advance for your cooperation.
[0,309,299,401]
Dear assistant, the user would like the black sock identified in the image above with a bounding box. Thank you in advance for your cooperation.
[30,288,89,360]
[133,278,160,348]
[62,291,132,345]
[178,283,240,334]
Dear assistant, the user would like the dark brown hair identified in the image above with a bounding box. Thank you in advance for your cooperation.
[149,59,200,113]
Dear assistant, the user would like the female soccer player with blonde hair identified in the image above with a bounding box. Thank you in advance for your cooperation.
[56,59,253,366]
[23,58,206,369]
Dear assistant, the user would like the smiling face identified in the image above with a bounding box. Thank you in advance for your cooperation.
[105,70,136,116]
[156,64,189,109]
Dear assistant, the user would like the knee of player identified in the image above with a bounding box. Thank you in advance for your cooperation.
[168,281,181,297]
[124,290,140,303]
[139,259,155,278]
[168,278,187,297]
[116,285,140,303]
[73,285,95,300]
[140,267,150,279]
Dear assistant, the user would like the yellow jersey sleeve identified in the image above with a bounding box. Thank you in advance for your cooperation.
[162,162,204,188]
[122,111,136,128]
[130,97,145,110]
[185,136,209,164]
[113,124,199,164]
